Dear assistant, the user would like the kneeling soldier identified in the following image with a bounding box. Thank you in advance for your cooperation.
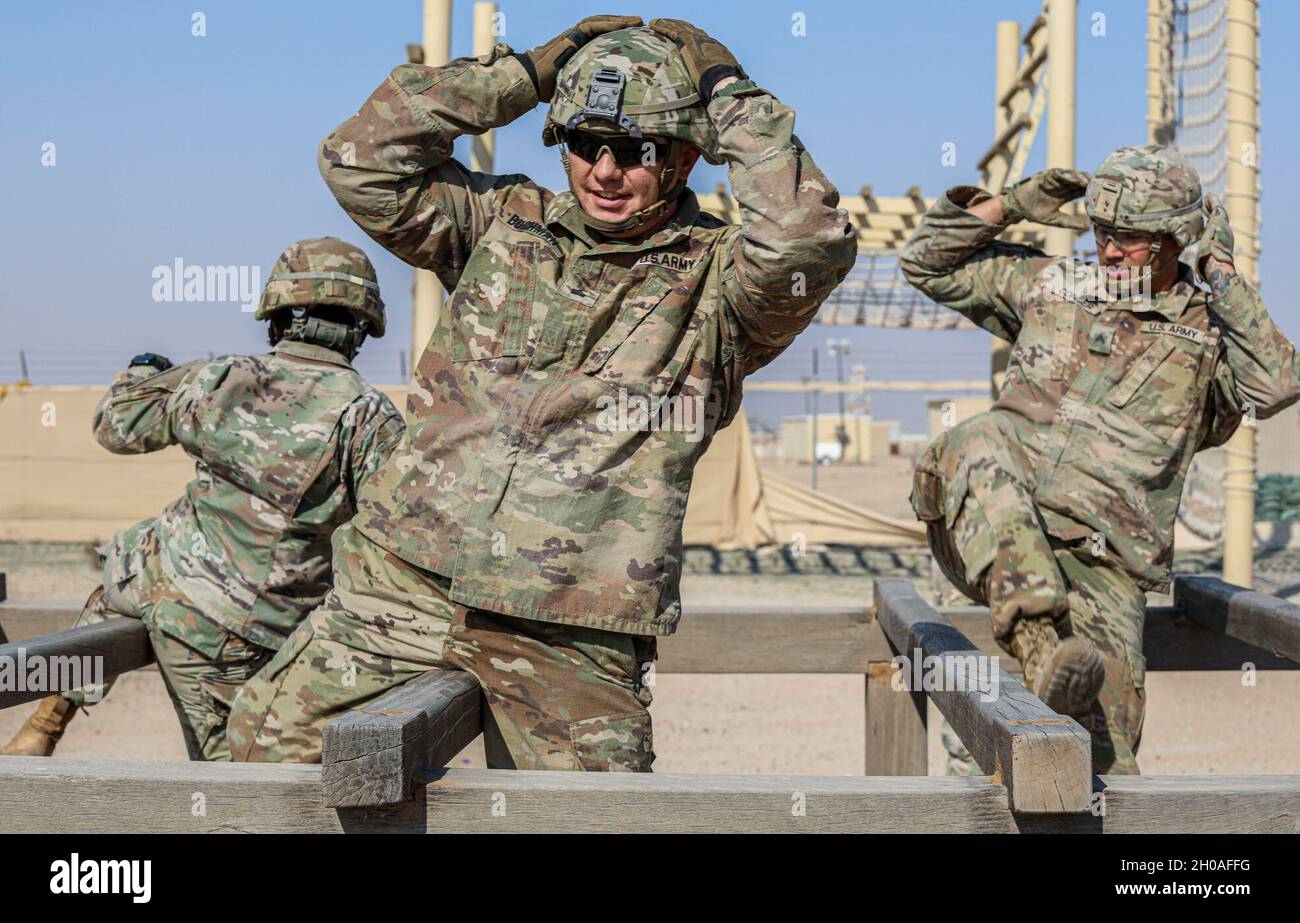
[1,238,405,760]
[901,146,1299,772]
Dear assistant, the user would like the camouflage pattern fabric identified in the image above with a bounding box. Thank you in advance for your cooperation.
[317,32,856,636]
[1084,145,1204,247]
[226,523,656,771]
[902,182,1300,596]
[257,236,386,335]
[903,166,1300,774]
[64,521,274,761]
[93,339,405,653]
[914,415,1145,772]
[940,721,982,777]
[541,27,724,163]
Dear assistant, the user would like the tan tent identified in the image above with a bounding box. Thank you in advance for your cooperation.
[1,387,924,548]
[683,408,926,548]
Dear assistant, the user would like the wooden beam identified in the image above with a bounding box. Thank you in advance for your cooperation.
[0,617,154,709]
[863,661,927,775]
[0,600,81,642]
[1174,575,1300,664]
[321,670,482,807]
[1,758,1295,833]
[0,757,1021,833]
[873,577,1093,814]
[659,603,873,672]
[5,598,1297,673]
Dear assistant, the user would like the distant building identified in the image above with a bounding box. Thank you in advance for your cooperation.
[780,413,898,464]
[926,396,994,442]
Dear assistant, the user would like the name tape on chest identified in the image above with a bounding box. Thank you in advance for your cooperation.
[634,252,697,273]
[1140,321,1205,344]
[506,214,559,248]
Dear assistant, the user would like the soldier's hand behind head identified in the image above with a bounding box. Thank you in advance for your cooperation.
[519,14,643,102]
[648,18,746,100]
[1003,168,1091,231]
[1196,192,1235,277]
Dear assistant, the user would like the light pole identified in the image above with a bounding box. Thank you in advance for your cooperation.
[827,337,850,462]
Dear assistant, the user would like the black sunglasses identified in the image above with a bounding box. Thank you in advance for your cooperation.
[564,129,668,168]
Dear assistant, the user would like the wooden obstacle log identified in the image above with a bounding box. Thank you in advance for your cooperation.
[2,757,1296,833]
[4,595,1298,673]
[1174,575,1300,664]
[0,617,154,709]
[321,670,482,808]
[872,577,1093,814]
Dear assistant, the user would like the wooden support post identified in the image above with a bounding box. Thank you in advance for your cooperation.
[864,660,927,776]
[873,577,1092,813]
[1174,575,1300,664]
[321,670,482,807]
[0,618,153,709]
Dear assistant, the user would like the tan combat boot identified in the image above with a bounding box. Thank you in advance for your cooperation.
[1008,617,1105,718]
[0,696,78,756]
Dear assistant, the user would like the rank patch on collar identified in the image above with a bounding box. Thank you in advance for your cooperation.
[634,252,696,272]
[1140,321,1205,344]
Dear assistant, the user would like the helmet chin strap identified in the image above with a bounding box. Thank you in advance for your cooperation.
[561,139,685,235]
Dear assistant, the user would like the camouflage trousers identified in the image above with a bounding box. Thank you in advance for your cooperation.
[912,412,1146,774]
[226,522,658,771]
[68,521,274,761]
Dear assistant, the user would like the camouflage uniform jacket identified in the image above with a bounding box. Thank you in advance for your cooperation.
[318,44,856,635]
[94,340,406,650]
[902,185,1300,592]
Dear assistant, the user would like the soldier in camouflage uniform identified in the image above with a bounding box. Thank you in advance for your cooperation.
[0,238,405,761]
[226,17,855,770]
[902,146,1300,773]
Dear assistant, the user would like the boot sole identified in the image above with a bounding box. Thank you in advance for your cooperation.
[1034,637,1106,718]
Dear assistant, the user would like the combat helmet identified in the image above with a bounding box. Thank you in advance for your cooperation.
[543,26,721,233]
[257,237,385,355]
[1085,145,1205,261]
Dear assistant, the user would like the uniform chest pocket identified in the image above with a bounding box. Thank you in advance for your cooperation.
[450,241,538,362]
[1107,337,1206,426]
[581,274,701,396]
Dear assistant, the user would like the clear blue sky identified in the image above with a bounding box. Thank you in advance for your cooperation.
[2,1,1296,432]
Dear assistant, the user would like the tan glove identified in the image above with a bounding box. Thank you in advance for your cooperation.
[648,18,746,100]
[516,15,643,102]
[1002,168,1091,230]
[1196,192,1235,276]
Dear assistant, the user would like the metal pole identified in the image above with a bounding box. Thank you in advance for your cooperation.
[411,0,453,380]
[1222,0,1261,587]
[1146,0,1176,145]
[471,2,497,174]
[811,348,819,490]
[990,20,1020,396]
[1044,0,1078,260]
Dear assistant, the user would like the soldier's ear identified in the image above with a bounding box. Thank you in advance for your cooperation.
[676,145,702,180]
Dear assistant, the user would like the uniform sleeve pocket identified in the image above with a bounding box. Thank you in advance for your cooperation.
[1107,341,1175,408]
